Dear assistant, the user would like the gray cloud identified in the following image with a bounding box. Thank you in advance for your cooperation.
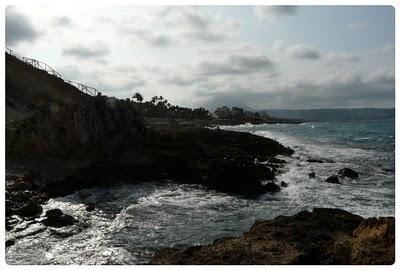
[161,75,204,87]
[255,6,298,20]
[363,68,394,84]
[6,7,40,46]
[182,31,225,43]
[118,7,239,47]
[274,41,320,59]
[198,54,274,76]
[185,12,208,29]
[52,16,71,27]
[287,44,320,59]
[62,44,110,59]
[119,27,171,47]
[324,52,360,64]
[195,70,394,110]
[136,32,171,47]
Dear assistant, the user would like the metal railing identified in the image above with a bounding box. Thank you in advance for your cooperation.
[6,47,101,96]
[64,79,100,96]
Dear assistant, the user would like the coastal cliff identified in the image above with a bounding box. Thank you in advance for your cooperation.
[6,53,293,218]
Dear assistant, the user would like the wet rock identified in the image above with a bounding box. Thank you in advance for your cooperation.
[151,208,393,265]
[14,223,47,239]
[86,204,95,212]
[6,239,15,248]
[268,157,286,164]
[42,209,77,228]
[204,159,275,194]
[16,201,43,217]
[307,159,324,163]
[308,172,316,178]
[263,181,281,192]
[338,168,359,179]
[351,217,394,264]
[325,175,340,184]
[280,181,288,187]
[49,225,84,238]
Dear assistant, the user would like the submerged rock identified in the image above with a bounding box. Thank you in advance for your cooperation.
[338,168,359,179]
[307,159,324,163]
[42,209,77,228]
[268,157,286,164]
[6,239,15,248]
[86,204,95,212]
[325,175,340,184]
[280,181,288,187]
[151,208,394,265]
[16,202,43,217]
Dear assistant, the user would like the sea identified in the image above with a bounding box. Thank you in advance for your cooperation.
[6,119,395,264]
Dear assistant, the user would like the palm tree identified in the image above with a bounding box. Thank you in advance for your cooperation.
[151,96,158,104]
[132,92,143,103]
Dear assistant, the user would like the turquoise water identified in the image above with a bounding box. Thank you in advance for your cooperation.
[6,119,395,264]
[228,119,395,170]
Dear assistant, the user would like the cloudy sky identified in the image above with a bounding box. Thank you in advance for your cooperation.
[6,5,395,110]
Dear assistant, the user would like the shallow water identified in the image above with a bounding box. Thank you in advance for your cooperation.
[6,119,395,264]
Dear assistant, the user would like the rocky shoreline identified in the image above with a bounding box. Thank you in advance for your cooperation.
[151,208,394,265]
[5,53,395,264]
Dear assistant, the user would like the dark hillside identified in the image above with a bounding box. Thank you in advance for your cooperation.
[6,54,85,123]
[6,54,145,166]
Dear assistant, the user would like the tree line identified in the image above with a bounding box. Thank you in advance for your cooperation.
[129,92,210,119]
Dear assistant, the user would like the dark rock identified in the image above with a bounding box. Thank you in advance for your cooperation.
[6,239,15,248]
[263,181,281,192]
[151,208,394,265]
[338,168,359,179]
[42,209,77,228]
[204,160,275,194]
[16,201,43,217]
[268,157,286,164]
[280,181,288,187]
[325,175,340,184]
[46,209,63,218]
[307,159,324,163]
[309,172,316,178]
[86,204,95,212]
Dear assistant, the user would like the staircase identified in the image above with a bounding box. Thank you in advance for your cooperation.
[6,47,102,96]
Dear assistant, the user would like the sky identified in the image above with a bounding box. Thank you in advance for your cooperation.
[5,5,395,110]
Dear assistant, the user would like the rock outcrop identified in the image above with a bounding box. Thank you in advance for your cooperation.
[42,209,77,228]
[338,168,359,179]
[325,175,340,184]
[151,208,394,265]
